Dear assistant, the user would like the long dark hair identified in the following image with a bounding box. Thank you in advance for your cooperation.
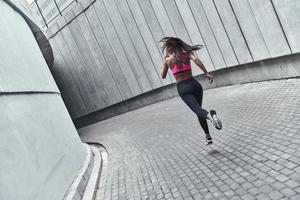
[159,37,203,66]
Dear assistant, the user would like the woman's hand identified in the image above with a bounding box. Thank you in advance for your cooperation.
[205,73,213,84]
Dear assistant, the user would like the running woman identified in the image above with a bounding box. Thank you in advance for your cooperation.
[160,37,222,145]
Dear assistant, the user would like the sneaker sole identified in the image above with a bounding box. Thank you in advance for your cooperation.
[210,110,222,130]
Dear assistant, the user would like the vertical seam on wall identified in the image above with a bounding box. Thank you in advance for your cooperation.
[103,0,145,93]
[112,0,154,91]
[246,0,271,57]
[50,37,79,116]
[213,0,240,65]
[89,5,127,101]
[148,0,174,82]
[74,14,112,106]
[57,30,90,114]
[161,0,182,81]
[149,0,176,82]
[173,0,193,44]
[137,0,168,86]
[135,0,170,85]
[90,3,131,100]
[228,0,254,61]
[198,0,227,68]
[96,1,138,96]
[83,7,124,102]
[270,0,293,53]
[137,0,169,85]
[175,0,216,73]
[186,0,216,71]
[69,16,108,108]
[160,0,178,39]
[124,0,163,87]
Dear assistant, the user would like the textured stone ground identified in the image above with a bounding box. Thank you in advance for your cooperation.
[79,79,300,200]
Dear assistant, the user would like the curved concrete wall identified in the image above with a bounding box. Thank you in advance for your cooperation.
[45,0,300,120]
[0,1,85,199]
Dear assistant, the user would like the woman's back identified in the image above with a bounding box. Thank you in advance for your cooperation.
[165,53,193,83]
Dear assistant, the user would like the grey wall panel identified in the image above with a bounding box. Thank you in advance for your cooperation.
[93,0,142,96]
[149,0,177,82]
[214,0,253,64]
[272,0,300,53]
[200,0,238,67]
[136,0,164,48]
[85,5,133,101]
[187,0,226,69]
[50,31,90,117]
[248,0,291,57]
[230,0,270,60]
[113,0,164,88]
[126,0,172,86]
[174,0,214,74]
[161,0,190,43]
[0,94,85,200]
[50,38,83,117]
[137,0,176,83]
[102,0,151,94]
[76,11,122,106]
[68,15,109,110]
[0,1,58,93]
[58,20,103,114]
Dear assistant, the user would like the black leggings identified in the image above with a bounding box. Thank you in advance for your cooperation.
[177,78,209,134]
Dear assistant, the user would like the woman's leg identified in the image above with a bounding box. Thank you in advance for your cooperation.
[180,94,209,133]
[192,84,210,134]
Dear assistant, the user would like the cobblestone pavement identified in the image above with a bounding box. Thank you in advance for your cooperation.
[79,79,300,200]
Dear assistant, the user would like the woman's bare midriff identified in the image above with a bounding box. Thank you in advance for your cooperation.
[174,71,193,83]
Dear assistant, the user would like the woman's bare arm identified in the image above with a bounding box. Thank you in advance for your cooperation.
[161,56,170,79]
[189,52,213,83]
[189,52,208,74]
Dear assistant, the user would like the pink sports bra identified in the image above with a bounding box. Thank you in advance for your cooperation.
[171,64,192,75]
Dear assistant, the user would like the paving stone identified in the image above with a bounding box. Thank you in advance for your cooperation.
[290,194,300,200]
[268,190,284,200]
[280,187,296,197]
[241,194,255,200]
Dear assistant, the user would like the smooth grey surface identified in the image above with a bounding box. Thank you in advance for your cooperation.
[0,94,85,200]
[79,79,300,200]
[0,0,57,93]
[200,0,238,67]
[272,0,300,53]
[3,0,54,67]
[0,1,86,199]
[187,0,226,69]
[85,4,132,100]
[75,10,121,106]
[50,35,89,117]
[230,0,270,60]
[113,0,163,88]
[102,0,149,94]
[46,0,300,119]
[126,0,171,86]
[248,0,291,57]
[92,0,139,98]
[213,0,253,64]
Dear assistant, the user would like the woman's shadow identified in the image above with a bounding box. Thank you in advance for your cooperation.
[208,149,222,157]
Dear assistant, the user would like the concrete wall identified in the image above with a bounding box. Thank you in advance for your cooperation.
[0,0,86,199]
[45,0,300,120]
